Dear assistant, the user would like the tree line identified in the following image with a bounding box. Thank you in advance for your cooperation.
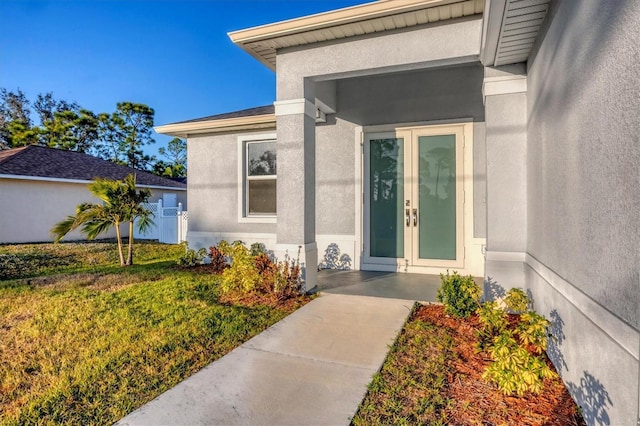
[0,88,186,178]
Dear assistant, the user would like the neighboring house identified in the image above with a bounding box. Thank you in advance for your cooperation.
[156,1,639,423]
[0,145,187,243]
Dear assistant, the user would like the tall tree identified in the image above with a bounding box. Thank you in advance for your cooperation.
[0,88,33,149]
[33,92,80,125]
[97,102,155,169]
[156,137,186,177]
[0,88,99,152]
[50,174,154,266]
[40,109,100,152]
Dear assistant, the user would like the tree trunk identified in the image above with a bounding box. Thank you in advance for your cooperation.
[126,220,134,265]
[114,222,125,266]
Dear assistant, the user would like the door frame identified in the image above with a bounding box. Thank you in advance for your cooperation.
[357,120,482,275]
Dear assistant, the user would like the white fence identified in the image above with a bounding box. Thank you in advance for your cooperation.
[134,199,187,244]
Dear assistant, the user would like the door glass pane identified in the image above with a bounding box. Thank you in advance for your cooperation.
[370,138,404,258]
[418,135,456,260]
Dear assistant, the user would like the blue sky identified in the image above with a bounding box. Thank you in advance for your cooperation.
[0,0,368,156]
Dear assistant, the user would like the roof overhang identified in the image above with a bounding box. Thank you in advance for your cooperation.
[480,0,550,67]
[154,114,276,138]
[229,0,485,71]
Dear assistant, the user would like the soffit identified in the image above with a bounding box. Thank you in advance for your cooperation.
[492,0,550,66]
[229,0,485,71]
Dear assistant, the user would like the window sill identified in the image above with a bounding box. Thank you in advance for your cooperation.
[238,216,277,224]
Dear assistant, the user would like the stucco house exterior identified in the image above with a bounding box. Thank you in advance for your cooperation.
[0,145,187,243]
[156,1,639,423]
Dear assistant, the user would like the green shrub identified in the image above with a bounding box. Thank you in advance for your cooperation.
[476,288,555,396]
[176,244,207,267]
[476,301,508,350]
[516,311,550,354]
[436,270,481,318]
[504,288,529,314]
[217,240,260,295]
[482,333,557,396]
[211,241,303,302]
[250,242,267,256]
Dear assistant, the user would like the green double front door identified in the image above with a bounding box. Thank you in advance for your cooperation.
[364,125,464,270]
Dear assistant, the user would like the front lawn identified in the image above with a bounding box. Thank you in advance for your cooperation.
[0,241,307,425]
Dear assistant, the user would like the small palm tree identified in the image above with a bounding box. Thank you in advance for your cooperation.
[51,174,154,266]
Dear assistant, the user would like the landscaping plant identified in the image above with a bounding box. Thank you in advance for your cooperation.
[208,245,228,273]
[217,240,261,295]
[176,243,207,267]
[210,241,302,303]
[476,300,508,350]
[482,332,556,396]
[504,287,529,314]
[436,270,481,318]
[50,174,153,266]
[475,287,557,396]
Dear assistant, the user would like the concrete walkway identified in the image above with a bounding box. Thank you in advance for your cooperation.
[117,293,414,426]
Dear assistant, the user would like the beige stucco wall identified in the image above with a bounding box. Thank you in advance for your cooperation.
[0,178,186,243]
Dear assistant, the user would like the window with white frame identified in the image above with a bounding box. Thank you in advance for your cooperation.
[244,139,276,216]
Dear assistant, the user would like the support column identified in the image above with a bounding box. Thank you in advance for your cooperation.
[483,65,528,296]
[273,82,317,291]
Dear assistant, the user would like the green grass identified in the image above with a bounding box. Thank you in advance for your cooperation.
[351,304,457,426]
[0,240,184,280]
[0,241,300,425]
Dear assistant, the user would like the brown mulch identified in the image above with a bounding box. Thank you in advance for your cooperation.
[415,304,586,426]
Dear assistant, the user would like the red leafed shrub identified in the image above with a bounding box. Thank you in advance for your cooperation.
[208,245,228,273]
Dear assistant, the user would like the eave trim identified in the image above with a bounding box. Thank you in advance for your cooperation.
[155,114,277,138]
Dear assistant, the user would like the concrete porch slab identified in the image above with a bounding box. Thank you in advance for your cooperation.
[316,269,443,302]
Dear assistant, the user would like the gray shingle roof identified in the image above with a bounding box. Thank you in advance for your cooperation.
[0,145,186,189]
[172,105,274,124]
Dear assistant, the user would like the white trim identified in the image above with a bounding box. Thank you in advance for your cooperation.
[354,126,364,271]
[525,253,639,360]
[236,133,278,224]
[485,250,526,262]
[155,114,275,138]
[0,174,186,191]
[482,75,527,103]
[363,117,476,133]
[228,0,484,71]
[360,262,481,276]
[239,216,277,224]
[188,231,276,241]
[273,99,316,119]
[274,241,317,255]
[316,234,356,243]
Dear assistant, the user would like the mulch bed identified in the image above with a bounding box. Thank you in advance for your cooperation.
[415,304,586,426]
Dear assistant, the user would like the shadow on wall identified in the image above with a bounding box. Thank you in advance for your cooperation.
[318,243,352,271]
[483,278,612,424]
[567,372,613,426]
[483,276,505,301]
[547,309,567,372]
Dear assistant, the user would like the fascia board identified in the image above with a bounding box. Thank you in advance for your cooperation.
[155,114,277,138]
[479,0,507,66]
[228,0,458,44]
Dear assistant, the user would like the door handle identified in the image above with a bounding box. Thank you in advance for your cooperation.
[413,209,417,226]
[405,209,411,227]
